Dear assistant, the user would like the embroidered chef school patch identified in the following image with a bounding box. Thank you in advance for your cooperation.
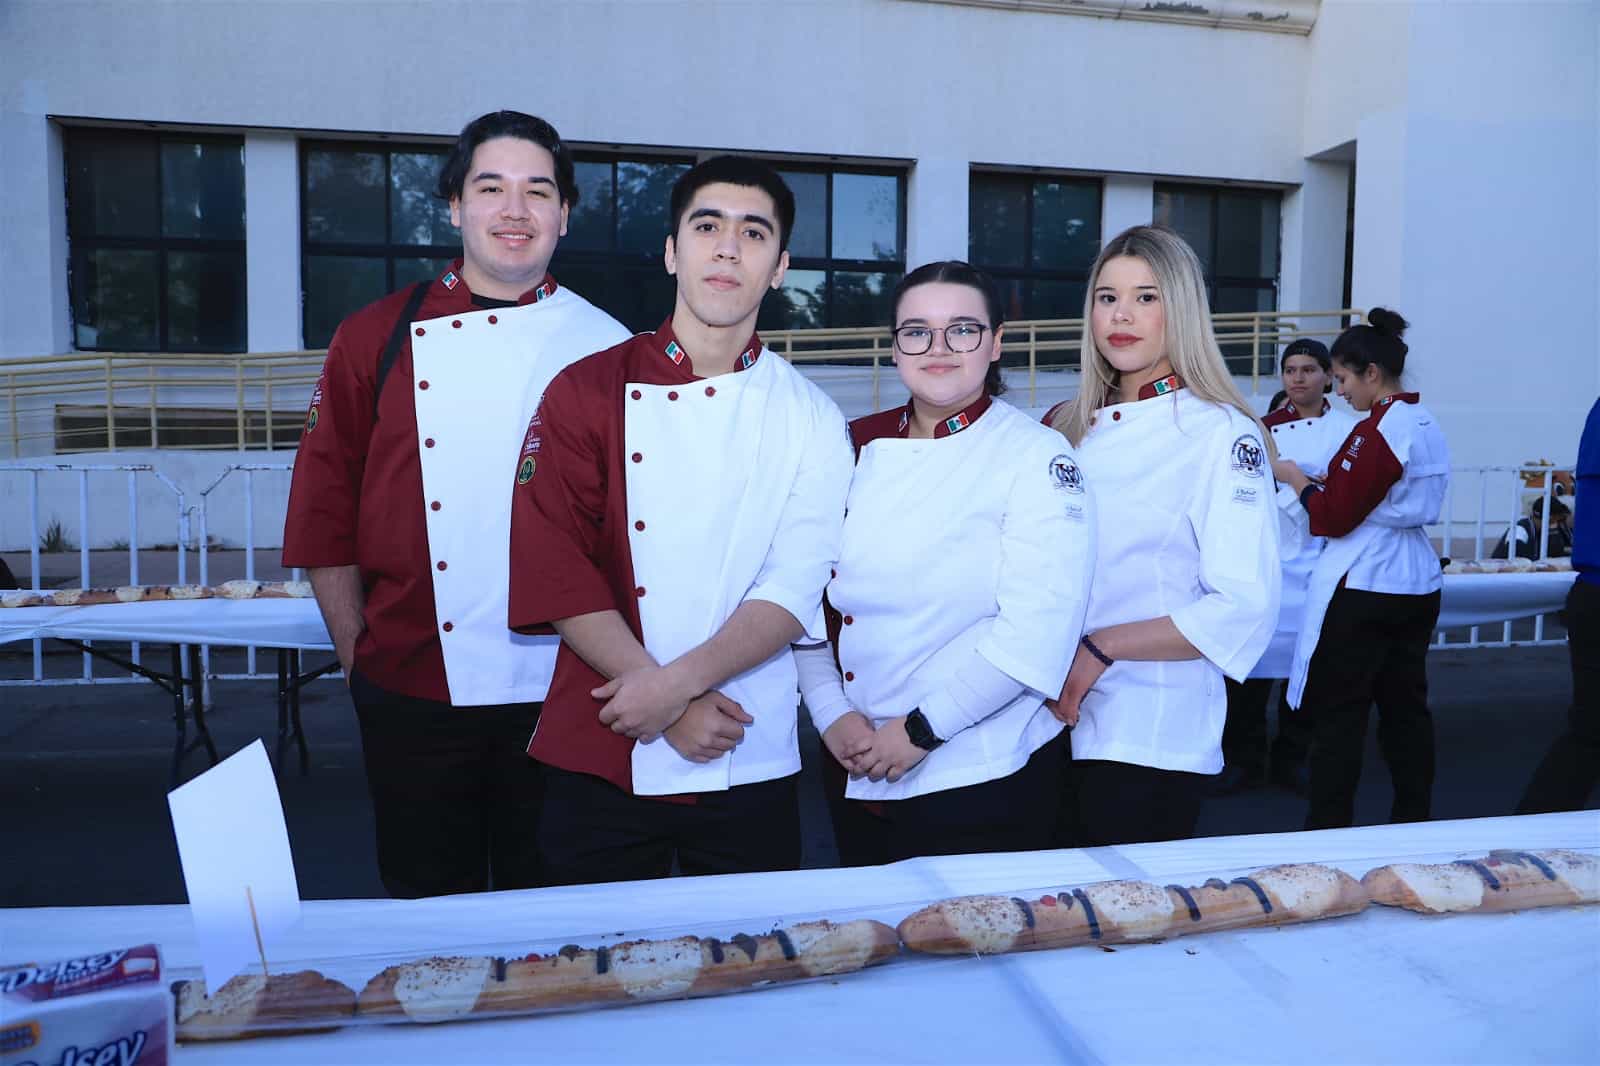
[304,372,326,433]
[517,456,537,484]
[1230,435,1265,478]
[1049,454,1084,494]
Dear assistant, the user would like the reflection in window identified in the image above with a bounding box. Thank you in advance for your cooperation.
[968,172,1100,322]
[65,128,246,352]
[300,143,455,348]
[756,166,905,332]
[549,156,692,332]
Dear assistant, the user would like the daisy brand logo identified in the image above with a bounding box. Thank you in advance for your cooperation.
[1230,435,1265,478]
[1049,454,1084,494]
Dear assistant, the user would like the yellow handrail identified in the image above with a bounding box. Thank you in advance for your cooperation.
[0,308,1362,456]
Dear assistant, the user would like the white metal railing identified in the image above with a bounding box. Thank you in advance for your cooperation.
[3,463,187,684]
[195,462,303,694]
[1429,463,1575,651]
[1,456,1579,691]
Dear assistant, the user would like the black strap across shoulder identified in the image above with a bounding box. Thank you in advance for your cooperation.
[373,281,431,418]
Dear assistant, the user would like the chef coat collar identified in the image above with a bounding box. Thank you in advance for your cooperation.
[1264,398,1331,428]
[894,394,993,439]
[434,259,557,310]
[649,318,762,378]
[1376,392,1421,409]
[1134,373,1184,401]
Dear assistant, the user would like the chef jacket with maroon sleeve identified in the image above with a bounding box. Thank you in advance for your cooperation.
[1284,392,1450,706]
[508,320,853,798]
[1059,380,1281,776]
[282,262,628,705]
[1251,400,1360,679]
[820,396,1096,801]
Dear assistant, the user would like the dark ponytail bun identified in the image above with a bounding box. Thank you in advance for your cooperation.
[1366,307,1409,341]
[1331,306,1410,380]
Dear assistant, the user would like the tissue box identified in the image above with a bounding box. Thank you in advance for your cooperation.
[0,944,170,1066]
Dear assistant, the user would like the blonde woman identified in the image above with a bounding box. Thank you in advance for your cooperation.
[1044,224,1280,846]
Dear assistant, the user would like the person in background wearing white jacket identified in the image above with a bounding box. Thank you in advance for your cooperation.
[1273,308,1449,830]
[1044,225,1279,848]
[1217,338,1358,796]
[799,261,1095,863]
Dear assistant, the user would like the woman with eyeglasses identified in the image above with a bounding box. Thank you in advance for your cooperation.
[1044,225,1280,848]
[796,260,1095,863]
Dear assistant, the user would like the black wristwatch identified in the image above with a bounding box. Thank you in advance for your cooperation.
[905,708,945,751]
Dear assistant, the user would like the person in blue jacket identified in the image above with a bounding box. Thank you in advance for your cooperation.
[1516,396,1600,813]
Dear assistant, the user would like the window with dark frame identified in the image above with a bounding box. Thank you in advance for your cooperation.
[64,127,247,353]
[968,171,1103,325]
[553,157,907,335]
[760,166,906,333]
[300,141,457,349]
[1153,182,1283,368]
[550,154,696,335]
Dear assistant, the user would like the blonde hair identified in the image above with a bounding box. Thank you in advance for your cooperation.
[1049,225,1272,455]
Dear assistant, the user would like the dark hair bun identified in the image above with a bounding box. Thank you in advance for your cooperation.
[1367,307,1409,338]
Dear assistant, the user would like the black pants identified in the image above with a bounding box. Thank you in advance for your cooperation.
[1222,677,1311,774]
[349,669,543,898]
[536,766,801,886]
[825,735,1064,865]
[1517,579,1600,814]
[1302,586,1441,830]
[1055,748,1213,848]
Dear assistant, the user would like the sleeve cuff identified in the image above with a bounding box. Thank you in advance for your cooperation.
[744,582,821,640]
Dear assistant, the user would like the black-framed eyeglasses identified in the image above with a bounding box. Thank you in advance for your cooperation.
[892,322,989,356]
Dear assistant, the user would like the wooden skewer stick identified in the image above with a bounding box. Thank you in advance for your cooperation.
[246,885,270,977]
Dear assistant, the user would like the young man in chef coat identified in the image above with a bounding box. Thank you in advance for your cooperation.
[508,156,853,885]
[283,111,629,898]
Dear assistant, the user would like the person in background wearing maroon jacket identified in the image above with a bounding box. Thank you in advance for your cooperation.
[281,112,628,897]
[1272,309,1450,830]
[507,157,851,886]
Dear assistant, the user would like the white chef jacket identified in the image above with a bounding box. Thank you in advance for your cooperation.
[1286,394,1450,707]
[823,400,1095,800]
[623,346,854,795]
[1069,387,1280,775]
[1252,402,1360,679]
[411,287,627,705]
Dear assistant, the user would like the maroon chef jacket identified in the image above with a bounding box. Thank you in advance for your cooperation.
[508,319,762,797]
[1302,393,1421,538]
[282,261,557,703]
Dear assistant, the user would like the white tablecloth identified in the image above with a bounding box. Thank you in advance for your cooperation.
[0,598,332,650]
[1436,570,1576,628]
[3,813,1596,1064]
[0,572,1576,655]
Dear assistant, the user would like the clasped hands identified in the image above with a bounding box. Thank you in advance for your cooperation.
[821,712,928,784]
[593,665,752,764]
